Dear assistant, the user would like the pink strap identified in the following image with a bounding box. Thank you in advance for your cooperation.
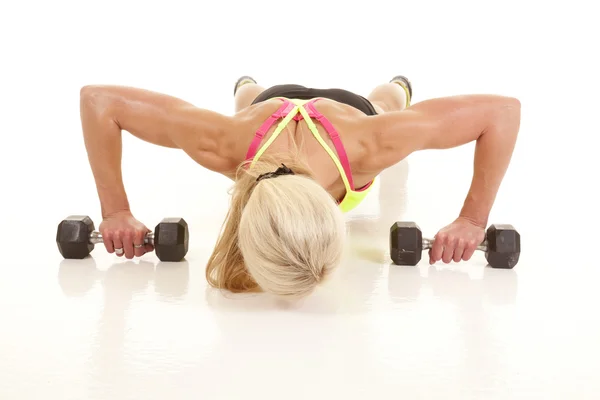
[245,97,360,192]
[305,99,355,189]
[245,99,292,160]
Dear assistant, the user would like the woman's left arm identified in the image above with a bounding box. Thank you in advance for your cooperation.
[362,94,522,263]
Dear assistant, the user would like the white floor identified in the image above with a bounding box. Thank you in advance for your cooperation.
[2,1,600,399]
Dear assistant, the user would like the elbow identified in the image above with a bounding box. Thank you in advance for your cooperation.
[492,96,521,124]
[493,96,521,139]
[508,97,521,128]
[80,85,96,99]
[503,96,521,117]
[509,96,521,113]
[80,85,103,103]
[80,85,115,116]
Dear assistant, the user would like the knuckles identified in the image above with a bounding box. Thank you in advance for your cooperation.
[431,227,485,264]
[436,233,448,244]
[101,227,146,239]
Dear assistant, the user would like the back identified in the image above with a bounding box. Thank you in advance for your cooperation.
[230,97,378,204]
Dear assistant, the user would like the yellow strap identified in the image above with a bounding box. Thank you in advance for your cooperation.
[250,98,352,194]
[402,85,411,107]
[392,81,411,107]
[250,104,300,168]
[295,102,353,192]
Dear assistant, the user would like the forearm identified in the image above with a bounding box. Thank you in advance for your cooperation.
[459,101,521,227]
[80,90,131,218]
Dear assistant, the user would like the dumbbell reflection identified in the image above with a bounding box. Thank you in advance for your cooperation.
[57,258,189,299]
[388,264,518,306]
[57,258,189,397]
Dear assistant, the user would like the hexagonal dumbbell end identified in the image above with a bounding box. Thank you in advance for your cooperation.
[56,215,95,259]
[390,221,424,265]
[154,218,189,262]
[485,224,521,269]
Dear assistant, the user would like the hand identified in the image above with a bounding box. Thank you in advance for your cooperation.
[99,211,154,259]
[429,217,485,264]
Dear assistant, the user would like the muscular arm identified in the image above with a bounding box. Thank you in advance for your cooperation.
[365,94,521,226]
[80,85,238,218]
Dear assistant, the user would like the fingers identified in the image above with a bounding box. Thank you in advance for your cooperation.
[462,240,478,261]
[102,228,151,259]
[441,240,455,264]
[429,234,465,264]
[103,231,115,253]
[453,238,465,263]
[112,236,124,257]
[428,221,485,265]
[133,229,148,258]
[122,232,135,259]
[429,232,446,264]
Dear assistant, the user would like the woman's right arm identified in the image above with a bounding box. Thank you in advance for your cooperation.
[80,85,238,259]
[80,85,238,219]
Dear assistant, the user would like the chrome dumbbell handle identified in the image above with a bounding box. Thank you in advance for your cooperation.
[422,238,488,252]
[88,231,155,245]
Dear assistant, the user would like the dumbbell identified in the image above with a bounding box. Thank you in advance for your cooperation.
[56,215,189,262]
[390,221,520,269]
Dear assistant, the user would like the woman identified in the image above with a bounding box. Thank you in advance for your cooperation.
[79,75,521,297]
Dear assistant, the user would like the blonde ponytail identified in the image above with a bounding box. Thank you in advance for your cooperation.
[205,154,346,298]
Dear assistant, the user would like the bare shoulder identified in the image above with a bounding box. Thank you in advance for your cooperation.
[353,94,521,174]
[80,85,283,176]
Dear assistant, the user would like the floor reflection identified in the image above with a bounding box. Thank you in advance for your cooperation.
[58,258,190,300]
[388,264,518,306]
[57,258,191,397]
[345,159,410,264]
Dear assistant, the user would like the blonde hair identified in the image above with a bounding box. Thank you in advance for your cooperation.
[205,154,346,298]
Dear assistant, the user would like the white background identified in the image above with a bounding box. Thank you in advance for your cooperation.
[1,0,599,398]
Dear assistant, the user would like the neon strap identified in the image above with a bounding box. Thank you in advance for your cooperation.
[245,97,367,197]
[294,100,353,191]
[245,100,295,161]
